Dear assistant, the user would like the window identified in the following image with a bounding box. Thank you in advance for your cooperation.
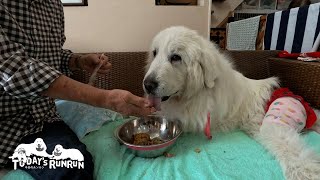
[61,0,88,6]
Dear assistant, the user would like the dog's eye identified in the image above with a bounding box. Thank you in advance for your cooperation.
[153,50,157,57]
[170,54,181,63]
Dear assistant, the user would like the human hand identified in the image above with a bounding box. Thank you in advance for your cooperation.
[77,54,112,75]
[104,89,156,117]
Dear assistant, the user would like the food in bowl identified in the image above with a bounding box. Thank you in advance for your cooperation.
[133,133,164,145]
[114,115,182,158]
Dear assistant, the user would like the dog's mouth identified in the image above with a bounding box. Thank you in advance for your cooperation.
[54,151,62,156]
[36,147,44,151]
[147,91,178,111]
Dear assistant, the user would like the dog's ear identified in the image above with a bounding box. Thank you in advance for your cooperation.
[187,60,204,93]
[199,43,220,89]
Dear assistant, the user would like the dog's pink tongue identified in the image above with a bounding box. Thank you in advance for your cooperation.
[148,95,161,111]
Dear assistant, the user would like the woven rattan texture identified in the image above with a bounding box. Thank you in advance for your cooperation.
[269,58,320,108]
[71,52,148,97]
[71,51,279,96]
[226,50,279,80]
[71,51,320,108]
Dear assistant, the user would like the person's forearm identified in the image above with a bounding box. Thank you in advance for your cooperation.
[42,75,108,108]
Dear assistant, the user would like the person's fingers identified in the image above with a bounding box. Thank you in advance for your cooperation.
[82,57,107,73]
[101,55,109,61]
[97,70,111,75]
[125,104,155,117]
[84,66,97,73]
[127,94,148,108]
[97,54,109,65]
[96,71,111,76]
[150,107,156,113]
[88,54,101,65]
[96,63,111,75]
[138,108,155,116]
[144,99,153,108]
[100,62,112,70]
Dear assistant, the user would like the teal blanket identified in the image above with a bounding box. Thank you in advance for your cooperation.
[82,120,320,180]
[4,120,320,180]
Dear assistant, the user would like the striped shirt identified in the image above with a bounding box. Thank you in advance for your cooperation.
[0,0,72,166]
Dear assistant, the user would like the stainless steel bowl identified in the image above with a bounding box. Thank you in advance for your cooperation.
[114,115,182,158]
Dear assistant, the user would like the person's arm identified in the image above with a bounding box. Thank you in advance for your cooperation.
[0,25,62,101]
[42,75,154,116]
[42,75,104,107]
[0,24,153,116]
[60,48,74,75]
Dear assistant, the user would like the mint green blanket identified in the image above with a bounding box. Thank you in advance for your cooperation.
[4,119,320,180]
[83,120,320,180]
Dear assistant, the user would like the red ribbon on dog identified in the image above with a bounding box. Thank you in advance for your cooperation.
[204,112,212,140]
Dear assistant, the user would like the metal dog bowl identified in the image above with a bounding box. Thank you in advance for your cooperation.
[114,115,182,158]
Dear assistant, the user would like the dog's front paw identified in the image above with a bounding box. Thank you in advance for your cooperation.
[46,155,54,159]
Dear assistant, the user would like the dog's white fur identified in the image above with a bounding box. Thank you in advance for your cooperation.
[144,26,320,180]
[51,144,84,161]
[9,138,51,159]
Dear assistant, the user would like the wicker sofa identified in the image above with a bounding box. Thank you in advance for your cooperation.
[3,50,320,180]
[72,50,320,108]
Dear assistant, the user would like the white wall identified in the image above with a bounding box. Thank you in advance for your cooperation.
[63,0,211,53]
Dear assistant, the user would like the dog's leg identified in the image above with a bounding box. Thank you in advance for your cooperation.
[257,123,320,180]
[240,113,264,138]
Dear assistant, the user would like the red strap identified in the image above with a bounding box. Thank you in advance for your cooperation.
[278,51,300,59]
[204,112,212,140]
[278,51,320,59]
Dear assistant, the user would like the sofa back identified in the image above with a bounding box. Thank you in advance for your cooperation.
[71,50,320,108]
[71,52,148,97]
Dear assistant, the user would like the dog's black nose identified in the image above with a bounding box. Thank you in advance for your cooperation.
[144,78,158,94]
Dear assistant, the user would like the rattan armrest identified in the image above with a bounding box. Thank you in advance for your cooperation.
[269,58,320,108]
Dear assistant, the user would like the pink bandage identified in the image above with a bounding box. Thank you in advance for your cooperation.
[263,97,307,132]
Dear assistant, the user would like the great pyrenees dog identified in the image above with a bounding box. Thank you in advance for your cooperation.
[143,26,320,180]
[51,144,84,161]
[9,138,51,159]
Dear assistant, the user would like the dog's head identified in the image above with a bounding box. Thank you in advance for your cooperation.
[144,26,221,104]
[53,144,63,156]
[34,138,46,151]
[17,148,26,156]
[53,144,63,152]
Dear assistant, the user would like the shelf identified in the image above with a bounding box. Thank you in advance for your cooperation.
[234,9,279,14]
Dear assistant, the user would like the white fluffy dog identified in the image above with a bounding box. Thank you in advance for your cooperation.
[51,144,84,161]
[32,138,52,157]
[9,148,27,163]
[143,26,320,180]
[9,138,51,160]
